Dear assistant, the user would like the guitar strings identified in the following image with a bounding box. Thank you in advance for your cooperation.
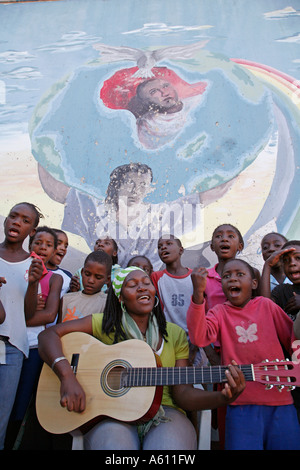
[70,364,297,386]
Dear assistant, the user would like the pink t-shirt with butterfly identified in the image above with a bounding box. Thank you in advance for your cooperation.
[187,296,296,406]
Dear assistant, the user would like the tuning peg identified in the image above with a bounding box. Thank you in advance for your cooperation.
[263,360,270,385]
[277,385,284,392]
[287,385,296,391]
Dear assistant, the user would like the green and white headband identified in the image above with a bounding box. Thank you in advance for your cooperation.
[112,266,145,299]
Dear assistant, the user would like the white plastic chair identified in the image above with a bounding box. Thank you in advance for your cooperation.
[194,383,211,450]
[70,429,84,450]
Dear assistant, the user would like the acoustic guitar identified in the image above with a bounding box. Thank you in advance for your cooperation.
[36,332,300,434]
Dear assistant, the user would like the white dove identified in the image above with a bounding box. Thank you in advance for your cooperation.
[93,41,208,78]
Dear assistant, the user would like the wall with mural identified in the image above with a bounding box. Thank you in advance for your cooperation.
[0,0,299,272]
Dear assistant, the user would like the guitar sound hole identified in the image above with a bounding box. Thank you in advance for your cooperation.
[106,366,125,391]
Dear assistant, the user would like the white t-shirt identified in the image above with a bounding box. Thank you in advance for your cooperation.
[151,268,193,335]
[0,256,32,357]
[152,268,208,367]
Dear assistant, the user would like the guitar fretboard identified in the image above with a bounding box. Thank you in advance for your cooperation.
[122,364,254,387]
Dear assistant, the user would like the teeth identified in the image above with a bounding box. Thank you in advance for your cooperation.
[290,272,300,278]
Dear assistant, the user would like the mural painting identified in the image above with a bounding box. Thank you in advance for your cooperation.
[0,0,299,273]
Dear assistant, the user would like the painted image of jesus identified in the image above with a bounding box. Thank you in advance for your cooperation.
[128,76,206,149]
[96,42,208,149]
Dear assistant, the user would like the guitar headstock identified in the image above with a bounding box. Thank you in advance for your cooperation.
[253,359,300,391]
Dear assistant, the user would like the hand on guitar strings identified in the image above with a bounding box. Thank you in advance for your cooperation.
[221,360,246,403]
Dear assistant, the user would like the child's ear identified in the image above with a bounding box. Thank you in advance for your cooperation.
[210,243,215,252]
[237,242,244,254]
[251,278,258,291]
[29,227,36,238]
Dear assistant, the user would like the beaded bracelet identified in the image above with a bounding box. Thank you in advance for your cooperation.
[51,356,67,370]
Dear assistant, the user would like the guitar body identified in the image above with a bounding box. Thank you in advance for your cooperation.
[36,332,162,434]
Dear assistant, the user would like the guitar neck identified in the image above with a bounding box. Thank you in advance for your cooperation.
[122,364,254,387]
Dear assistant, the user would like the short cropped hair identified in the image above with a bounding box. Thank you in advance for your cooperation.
[261,232,287,247]
[212,224,244,250]
[282,240,300,249]
[158,233,183,248]
[222,258,256,279]
[29,226,58,249]
[11,202,43,228]
[84,250,112,273]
